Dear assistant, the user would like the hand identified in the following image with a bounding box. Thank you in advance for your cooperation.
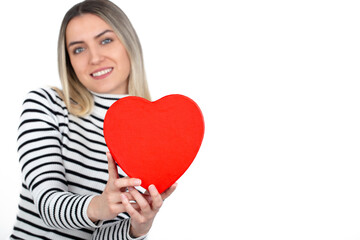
[87,152,141,222]
[142,182,178,204]
[121,183,177,238]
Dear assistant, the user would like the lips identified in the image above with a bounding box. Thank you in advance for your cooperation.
[91,67,113,79]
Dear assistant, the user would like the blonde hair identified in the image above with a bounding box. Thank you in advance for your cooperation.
[56,0,150,116]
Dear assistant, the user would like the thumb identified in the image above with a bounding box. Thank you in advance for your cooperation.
[106,152,119,180]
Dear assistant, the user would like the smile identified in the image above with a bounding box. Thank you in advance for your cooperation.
[91,67,113,77]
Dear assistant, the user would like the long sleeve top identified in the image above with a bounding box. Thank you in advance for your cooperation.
[10,87,147,240]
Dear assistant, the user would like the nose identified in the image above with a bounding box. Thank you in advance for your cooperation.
[89,46,104,65]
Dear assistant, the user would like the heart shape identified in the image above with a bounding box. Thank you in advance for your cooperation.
[103,94,205,193]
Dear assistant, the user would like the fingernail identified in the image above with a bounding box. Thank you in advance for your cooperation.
[149,184,155,191]
[135,179,141,185]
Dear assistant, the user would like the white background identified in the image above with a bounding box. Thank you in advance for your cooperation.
[1,0,360,239]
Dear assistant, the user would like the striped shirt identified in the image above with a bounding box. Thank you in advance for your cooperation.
[10,88,146,240]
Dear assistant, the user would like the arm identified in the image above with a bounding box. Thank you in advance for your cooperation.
[18,89,141,230]
[18,89,98,229]
[91,218,147,240]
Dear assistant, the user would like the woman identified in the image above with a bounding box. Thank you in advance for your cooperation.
[11,0,176,239]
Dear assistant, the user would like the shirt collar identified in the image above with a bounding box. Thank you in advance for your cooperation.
[91,91,129,119]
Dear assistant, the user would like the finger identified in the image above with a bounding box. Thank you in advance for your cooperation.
[160,182,178,200]
[130,202,141,212]
[128,187,152,214]
[114,178,142,190]
[120,192,136,202]
[142,191,153,204]
[106,152,119,180]
[109,191,140,205]
[110,201,141,214]
[117,176,129,192]
[148,185,163,212]
[123,201,141,212]
[142,183,177,204]
[121,194,143,221]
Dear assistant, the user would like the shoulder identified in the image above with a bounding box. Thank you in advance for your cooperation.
[22,87,68,117]
[24,87,63,104]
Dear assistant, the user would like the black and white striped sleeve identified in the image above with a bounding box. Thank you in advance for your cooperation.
[92,218,147,240]
[17,88,100,230]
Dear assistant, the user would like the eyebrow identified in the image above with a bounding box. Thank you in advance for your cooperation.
[67,29,114,48]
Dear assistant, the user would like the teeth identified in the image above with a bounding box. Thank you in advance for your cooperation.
[92,68,112,77]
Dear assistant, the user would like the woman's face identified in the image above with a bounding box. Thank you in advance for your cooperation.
[66,13,131,95]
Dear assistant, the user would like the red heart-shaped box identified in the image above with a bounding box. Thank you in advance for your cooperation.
[103,94,205,193]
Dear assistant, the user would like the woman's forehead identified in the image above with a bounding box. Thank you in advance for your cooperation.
[66,14,113,42]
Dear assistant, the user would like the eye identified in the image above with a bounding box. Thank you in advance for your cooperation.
[101,38,112,45]
[73,47,85,54]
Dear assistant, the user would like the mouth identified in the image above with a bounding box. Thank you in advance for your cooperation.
[91,67,113,79]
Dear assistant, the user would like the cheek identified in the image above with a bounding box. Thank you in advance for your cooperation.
[69,56,87,78]
[113,46,131,73]
[119,53,131,75]
[123,58,131,76]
